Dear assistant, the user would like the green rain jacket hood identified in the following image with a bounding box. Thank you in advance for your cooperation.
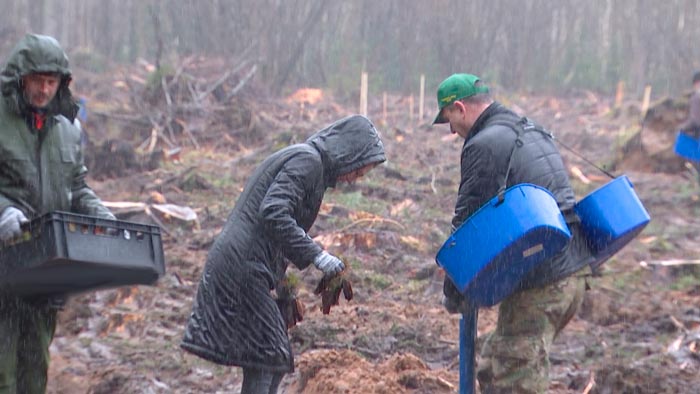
[0,34,78,122]
[0,34,112,220]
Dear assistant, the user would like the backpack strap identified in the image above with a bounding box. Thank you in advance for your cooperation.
[487,116,533,203]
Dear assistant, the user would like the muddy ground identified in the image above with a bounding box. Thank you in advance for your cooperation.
[41,60,700,393]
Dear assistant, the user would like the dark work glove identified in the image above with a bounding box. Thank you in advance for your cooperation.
[314,274,353,315]
[442,295,477,315]
[443,295,462,314]
[276,297,305,329]
[442,277,474,314]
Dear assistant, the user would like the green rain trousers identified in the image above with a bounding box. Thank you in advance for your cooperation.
[0,296,57,394]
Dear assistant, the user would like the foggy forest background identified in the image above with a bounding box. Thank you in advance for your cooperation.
[0,0,698,100]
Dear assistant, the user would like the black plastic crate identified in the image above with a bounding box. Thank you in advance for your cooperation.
[0,211,165,297]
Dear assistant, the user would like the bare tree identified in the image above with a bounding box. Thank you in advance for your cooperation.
[0,0,697,97]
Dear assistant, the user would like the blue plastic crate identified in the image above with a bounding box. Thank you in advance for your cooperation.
[436,184,571,307]
[574,175,650,269]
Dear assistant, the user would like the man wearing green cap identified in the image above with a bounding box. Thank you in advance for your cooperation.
[433,73,593,393]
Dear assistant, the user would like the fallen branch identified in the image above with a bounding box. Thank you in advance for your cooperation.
[161,75,173,109]
[640,259,700,267]
[336,217,406,233]
[91,110,151,127]
[225,64,258,101]
[432,376,455,391]
[430,169,438,194]
[175,118,200,149]
[593,283,627,297]
[142,166,198,192]
[137,126,159,154]
[147,114,175,149]
[582,371,595,394]
[669,315,688,334]
[196,60,251,103]
[199,69,233,103]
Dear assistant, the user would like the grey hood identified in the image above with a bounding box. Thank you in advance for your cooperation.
[306,114,386,187]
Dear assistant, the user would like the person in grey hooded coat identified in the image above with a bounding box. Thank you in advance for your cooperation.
[181,115,386,394]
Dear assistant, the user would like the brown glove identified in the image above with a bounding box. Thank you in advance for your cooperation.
[314,274,353,315]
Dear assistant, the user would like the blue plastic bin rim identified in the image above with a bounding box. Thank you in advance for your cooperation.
[576,174,647,202]
[584,174,630,193]
[443,183,561,246]
[491,183,555,206]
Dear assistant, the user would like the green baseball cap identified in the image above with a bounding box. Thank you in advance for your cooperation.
[433,73,489,124]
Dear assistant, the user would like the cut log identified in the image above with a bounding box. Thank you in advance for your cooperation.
[151,203,200,230]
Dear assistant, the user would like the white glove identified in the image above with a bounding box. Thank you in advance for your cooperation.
[313,251,345,277]
[0,207,28,242]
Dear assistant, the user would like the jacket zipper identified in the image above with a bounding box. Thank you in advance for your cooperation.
[34,118,49,210]
[36,131,43,209]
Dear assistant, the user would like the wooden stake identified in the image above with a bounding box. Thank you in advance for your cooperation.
[382,92,387,125]
[419,74,425,121]
[614,81,624,109]
[409,94,414,121]
[360,72,368,116]
[641,85,652,118]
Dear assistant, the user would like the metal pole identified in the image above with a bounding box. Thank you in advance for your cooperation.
[459,304,478,394]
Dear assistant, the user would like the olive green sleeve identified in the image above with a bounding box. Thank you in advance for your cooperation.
[70,147,115,220]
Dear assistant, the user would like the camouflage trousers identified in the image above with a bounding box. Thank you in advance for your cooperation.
[0,297,57,394]
[476,269,589,394]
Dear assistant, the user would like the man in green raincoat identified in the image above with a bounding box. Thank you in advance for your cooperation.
[0,34,115,394]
